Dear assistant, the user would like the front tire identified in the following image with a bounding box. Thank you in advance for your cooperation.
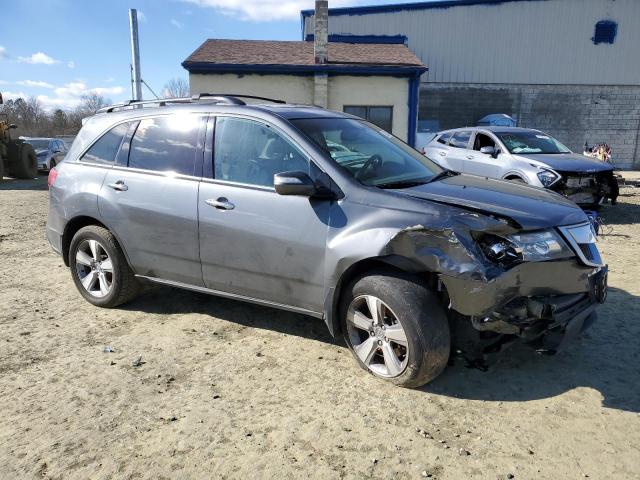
[340,270,450,388]
[69,226,140,307]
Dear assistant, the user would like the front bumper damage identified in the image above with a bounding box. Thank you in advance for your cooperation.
[550,170,619,206]
[441,263,607,353]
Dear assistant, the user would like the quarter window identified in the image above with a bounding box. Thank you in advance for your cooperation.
[81,122,130,164]
[449,131,472,149]
[437,132,452,144]
[344,106,393,133]
[128,115,200,175]
[214,117,309,188]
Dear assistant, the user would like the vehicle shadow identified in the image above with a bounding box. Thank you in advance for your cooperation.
[425,286,640,413]
[0,175,48,191]
[597,188,640,226]
[124,283,639,413]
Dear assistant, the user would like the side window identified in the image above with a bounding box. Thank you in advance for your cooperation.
[128,115,200,176]
[449,131,472,149]
[473,133,496,151]
[214,117,309,188]
[344,106,393,133]
[81,122,130,165]
[437,132,452,145]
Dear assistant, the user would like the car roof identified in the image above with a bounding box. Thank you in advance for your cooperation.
[437,126,542,135]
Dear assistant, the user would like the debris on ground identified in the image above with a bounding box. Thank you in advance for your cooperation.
[131,356,144,367]
[102,346,114,353]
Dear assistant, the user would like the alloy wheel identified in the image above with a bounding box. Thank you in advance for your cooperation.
[75,239,113,298]
[346,295,409,378]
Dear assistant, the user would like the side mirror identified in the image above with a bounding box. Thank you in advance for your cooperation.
[8,124,17,129]
[480,146,496,156]
[274,171,317,197]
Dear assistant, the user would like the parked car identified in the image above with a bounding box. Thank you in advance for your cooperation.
[24,137,68,171]
[423,127,618,207]
[46,96,607,387]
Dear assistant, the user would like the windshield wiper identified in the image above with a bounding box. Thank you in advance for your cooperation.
[426,169,459,184]
[377,179,430,189]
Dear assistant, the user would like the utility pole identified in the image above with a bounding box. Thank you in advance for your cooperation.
[129,9,143,101]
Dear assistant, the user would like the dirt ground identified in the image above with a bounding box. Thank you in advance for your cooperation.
[0,175,639,480]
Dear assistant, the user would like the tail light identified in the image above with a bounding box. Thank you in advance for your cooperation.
[48,167,58,188]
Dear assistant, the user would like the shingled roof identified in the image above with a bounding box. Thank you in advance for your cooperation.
[182,39,426,74]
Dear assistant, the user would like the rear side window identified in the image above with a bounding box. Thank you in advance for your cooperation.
[449,131,472,149]
[81,122,130,164]
[128,115,200,176]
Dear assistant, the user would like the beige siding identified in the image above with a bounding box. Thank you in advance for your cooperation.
[189,73,314,104]
[304,0,640,85]
[328,76,410,141]
[189,73,411,141]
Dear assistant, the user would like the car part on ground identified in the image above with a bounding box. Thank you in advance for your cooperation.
[46,95,607,387]
[423,126,619,207]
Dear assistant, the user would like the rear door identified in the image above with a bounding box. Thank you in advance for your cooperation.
[198,115,330,314]
[424,132,453,168]
[464,131,502,177]
[98,114,205,286]
[445,130,472,171]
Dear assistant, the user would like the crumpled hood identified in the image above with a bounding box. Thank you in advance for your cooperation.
[394,174,587,230]
[514,153,614,173]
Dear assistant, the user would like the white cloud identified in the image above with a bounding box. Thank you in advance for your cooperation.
[3,91,28,101]
[0,46,6,59]
[67,60,75,69]
[183,0,365,21]
[30,82,126,110]
[171,18,184,28]
[0,80,9,85]
[18,51,59,65]
[16,80,55,89]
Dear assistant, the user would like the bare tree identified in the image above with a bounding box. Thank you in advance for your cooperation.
[162,78,189,98]
[78,93,111,115]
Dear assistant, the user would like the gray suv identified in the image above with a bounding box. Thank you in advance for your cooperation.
[47,95,608,387]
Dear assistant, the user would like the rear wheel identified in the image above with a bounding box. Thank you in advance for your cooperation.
[10,143,38,179]
[341,270,450,388]
[0,156,5,183]
[69,226,140,307]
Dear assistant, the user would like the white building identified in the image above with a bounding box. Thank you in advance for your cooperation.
[302,0,640,168]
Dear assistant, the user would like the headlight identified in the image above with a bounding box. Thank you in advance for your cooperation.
[478,229,573,267]
[536,168,559,187]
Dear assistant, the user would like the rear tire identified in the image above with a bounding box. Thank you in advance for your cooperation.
[10,143,37,179]
[69,226,140,307]
[340,269,450,388]
[0,156,5,183]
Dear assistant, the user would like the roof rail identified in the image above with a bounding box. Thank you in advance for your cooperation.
[97,94,286,114]
[194,93,286,104]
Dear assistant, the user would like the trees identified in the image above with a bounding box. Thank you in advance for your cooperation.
[162,78,189,98]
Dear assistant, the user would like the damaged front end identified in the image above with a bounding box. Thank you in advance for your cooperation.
[383,213,608,355]
[549,169,618,206]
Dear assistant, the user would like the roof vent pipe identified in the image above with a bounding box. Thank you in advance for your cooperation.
[314,0,328,64]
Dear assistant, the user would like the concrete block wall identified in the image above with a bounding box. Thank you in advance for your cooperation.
[419,82,640,169]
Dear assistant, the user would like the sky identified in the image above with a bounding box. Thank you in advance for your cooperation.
[0,0,426,111]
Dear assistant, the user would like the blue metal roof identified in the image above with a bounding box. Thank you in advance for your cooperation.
[300,0,549,18]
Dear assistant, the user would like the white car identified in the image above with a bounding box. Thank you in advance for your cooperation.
[423,127,617,207]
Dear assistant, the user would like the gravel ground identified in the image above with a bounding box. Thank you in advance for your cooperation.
[1,175,639,480]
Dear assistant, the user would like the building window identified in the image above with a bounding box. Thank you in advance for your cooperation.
[592,20,617,44]
[344,106,393,133]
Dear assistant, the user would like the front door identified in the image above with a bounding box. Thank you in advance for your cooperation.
[198,116,330,313]
[465,131,502,177]
[98,114,205,286]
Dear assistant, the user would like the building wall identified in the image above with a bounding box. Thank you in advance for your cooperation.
[189,73,315,104]
[189,73,411,141]
[419,83,640,169]
[328,75,410,140]
[303,0,640,85]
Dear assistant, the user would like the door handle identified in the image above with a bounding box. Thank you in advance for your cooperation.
[205,197,235,210]
[466,155,475,159]
[438,151,446,156]
[108,180,128,191]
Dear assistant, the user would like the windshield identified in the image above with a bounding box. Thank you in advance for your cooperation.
[27,139,50,149]
[496,131,571,154]
[291,118,443,187]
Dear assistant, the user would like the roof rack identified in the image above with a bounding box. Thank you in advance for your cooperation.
[97,93,286,114]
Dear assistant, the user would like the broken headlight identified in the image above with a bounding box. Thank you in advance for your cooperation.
[536,168,560,188]
[478,230,573,267]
